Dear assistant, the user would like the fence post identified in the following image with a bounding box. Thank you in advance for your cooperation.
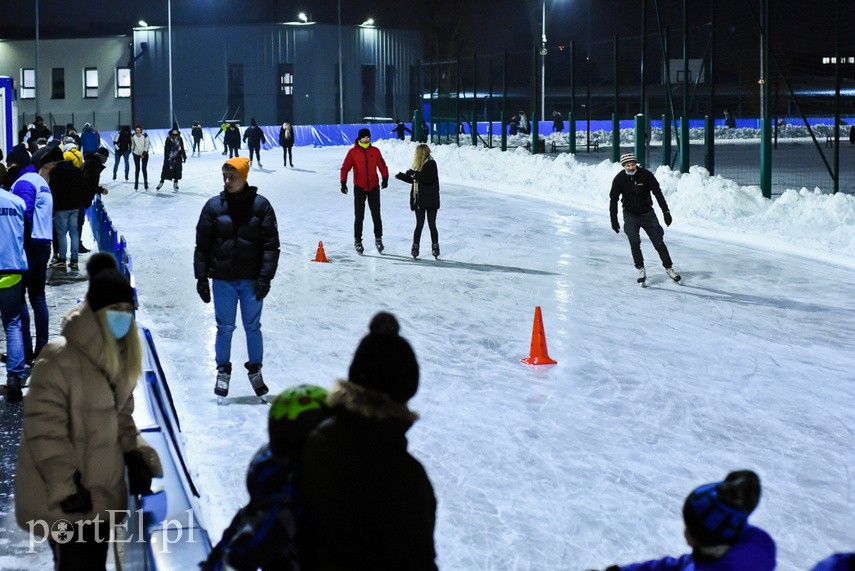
[413,108,422,143]
[704,115,714,175]
[531,112,539,155]
[661,113,671,167]
[471,113,477,146]
[634,114,646,166]
[501,112,507,152]
[612,113,620,163]
[568,112,576,154]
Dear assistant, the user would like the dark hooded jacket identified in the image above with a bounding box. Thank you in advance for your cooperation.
[194,184,280,282]
[302,381,437,571]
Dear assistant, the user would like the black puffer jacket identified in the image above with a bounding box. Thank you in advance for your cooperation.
[302,381,437,571]
[193,185,280,281]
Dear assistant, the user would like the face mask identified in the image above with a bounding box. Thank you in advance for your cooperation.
[358,141,371,149]
[105,310,134,339]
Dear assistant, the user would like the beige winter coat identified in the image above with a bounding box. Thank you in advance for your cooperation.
[15,302,162,537]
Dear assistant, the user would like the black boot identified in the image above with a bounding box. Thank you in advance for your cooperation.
[6,374,24,403]
[354,239,364,255]
[432,243,440,258]
[411,243,419,259]
[375,238,384,254]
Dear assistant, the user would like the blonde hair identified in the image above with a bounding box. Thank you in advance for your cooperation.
[96,310,144,384]
[411,144,431,171]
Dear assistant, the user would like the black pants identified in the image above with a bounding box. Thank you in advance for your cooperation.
[413,208,439,245]
[49,521,109,571]
[354,187,382,240]
[622,210,672,269]
[133,153,149,185]
[248,145,261,163]
[192,138,202,153]
[228,145,240,158]
[282,146,293,166]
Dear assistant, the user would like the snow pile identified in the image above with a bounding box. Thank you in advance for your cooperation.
[376,139,855,265]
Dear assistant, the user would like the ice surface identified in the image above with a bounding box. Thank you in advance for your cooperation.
[9,140,855,569]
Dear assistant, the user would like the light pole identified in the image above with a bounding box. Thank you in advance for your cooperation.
[167,0,173,128]
[337,0,344,123]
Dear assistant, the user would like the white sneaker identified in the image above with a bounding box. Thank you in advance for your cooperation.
[637,267,646,283]
[666,267,681,282]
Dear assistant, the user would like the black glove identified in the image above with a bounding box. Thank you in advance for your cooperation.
[340,181,348,194]
[395,172,410,182]
[381,178,388,189]
[611,219,620,233]
[60,470,92,514]
[663,211,673,226]
[255,278,270,300]
[197,278,211,303]
[124,450,154,496]
[406,169,416,176]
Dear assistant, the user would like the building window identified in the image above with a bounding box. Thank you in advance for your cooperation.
[279,71,293,95]
[83,67,99,98]
[51,68,65,99]
[20,68,36,99]
[116,67,131,98]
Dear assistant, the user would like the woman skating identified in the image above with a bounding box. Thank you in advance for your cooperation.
[395,144,441,259]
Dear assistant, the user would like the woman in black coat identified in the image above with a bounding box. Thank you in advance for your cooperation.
[395,144,441,259]
[278,122,294,167]
[157,129,187,191]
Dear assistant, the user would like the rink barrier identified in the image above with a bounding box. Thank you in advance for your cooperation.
[88,116,848,157]
[86,197,213,568]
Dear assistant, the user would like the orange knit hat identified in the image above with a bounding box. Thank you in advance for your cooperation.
[224,157,250,181]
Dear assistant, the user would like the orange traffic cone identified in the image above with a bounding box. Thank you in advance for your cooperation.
[312,241,331,263]
[520,306,557,365]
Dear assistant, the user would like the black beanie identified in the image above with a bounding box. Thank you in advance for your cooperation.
[357,128,371,140]
[87,267,135,312]
[348,312,419,404]
[86,252,118,280]
[683,470,761,546]
[7,144,31,167]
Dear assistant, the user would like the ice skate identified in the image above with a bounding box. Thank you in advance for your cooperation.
[156,180,164,190]
[354,239,364,255]
[666,267,681,283]
[258,162,263,168]
[375,238,384,254]
[431,243,440,259]
[245,362,269,398]
[411,243,419,259]
[173,181,179,192]
[214,364,231,398]
[637,267,646,285]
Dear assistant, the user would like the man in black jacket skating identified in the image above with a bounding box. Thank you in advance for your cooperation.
[609,153,680,284]
[194,157,280,398]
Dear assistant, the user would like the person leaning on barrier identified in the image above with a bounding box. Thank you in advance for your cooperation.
[15,253,162,570]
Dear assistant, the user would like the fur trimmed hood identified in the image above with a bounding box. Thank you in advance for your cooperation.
[329,379,418,424]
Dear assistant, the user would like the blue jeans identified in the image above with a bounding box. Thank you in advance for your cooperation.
[212,279,264,368]
[21,242,51,360]
[54,209,80,262]
[113,150,131,178]
[0,281,25,377]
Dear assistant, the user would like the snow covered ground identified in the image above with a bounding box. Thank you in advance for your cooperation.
[7,139,855,569]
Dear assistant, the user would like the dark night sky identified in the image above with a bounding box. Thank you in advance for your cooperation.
[2,0,850,62]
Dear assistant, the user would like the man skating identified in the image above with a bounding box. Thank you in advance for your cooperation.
[194,157,280,399]
[340,128,389,254]
[609,153,680,285]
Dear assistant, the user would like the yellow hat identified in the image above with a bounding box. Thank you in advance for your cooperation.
[224,157,250,181]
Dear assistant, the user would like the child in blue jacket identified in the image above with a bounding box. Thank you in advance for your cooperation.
[590,470,776,571]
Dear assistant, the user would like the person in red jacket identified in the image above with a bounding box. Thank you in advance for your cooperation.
[340,128,389,255]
